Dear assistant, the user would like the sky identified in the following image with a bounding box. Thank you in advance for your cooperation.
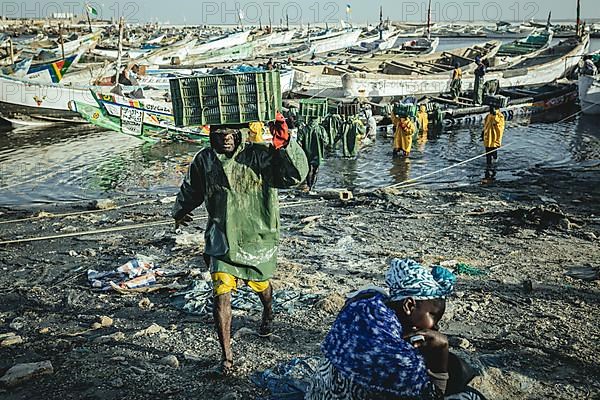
[2,1,598,25]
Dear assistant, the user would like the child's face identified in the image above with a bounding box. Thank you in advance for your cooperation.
[403,299,446,331]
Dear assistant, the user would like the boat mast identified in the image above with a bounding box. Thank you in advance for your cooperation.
[59,23,65,59]
[379,6,383,40]
[576,0,581,37]
[85,6,92,33]
[6,37,14,65]
[116,17,123,84]
[427,0,432,39]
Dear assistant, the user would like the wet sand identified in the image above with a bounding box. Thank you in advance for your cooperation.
[0,164,598,399]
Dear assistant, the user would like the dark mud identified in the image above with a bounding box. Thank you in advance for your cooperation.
[0,165,599,400]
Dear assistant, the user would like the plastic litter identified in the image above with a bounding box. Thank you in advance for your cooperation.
[88,257,160,291]
[454,263,487,276]
[251,357,321,400]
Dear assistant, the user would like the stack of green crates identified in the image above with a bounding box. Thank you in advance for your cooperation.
[299,98,328,118]
[393,103,417,118]
[337,102,360,117]
[170,70,282,127]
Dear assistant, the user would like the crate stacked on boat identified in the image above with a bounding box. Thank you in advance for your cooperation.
[170,70,281,126]
[336,102,360,117]
[299,98,328,118]
[483,94,509,108]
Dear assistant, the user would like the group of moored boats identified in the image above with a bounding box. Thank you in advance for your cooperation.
[0,14,598,143]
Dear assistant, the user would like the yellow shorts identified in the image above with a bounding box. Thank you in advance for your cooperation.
[211,272,270,296]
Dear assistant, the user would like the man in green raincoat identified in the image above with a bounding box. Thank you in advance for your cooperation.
[297,117,325,191]
[172,113,308,374]
[473,57,486,105]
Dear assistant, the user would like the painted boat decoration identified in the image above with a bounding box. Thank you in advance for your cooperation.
[69,92,209,143]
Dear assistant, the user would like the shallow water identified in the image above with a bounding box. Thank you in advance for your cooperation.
[1,39,599,207]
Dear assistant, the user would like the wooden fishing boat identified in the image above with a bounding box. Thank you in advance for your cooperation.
[189,31,250,56]
[69,95,209,143]
[293,41,500,98]
[578,52,600,115]
[342,35,589,99]
[0,74,98,119]
[441,82,578,126]
[495,29,553,59]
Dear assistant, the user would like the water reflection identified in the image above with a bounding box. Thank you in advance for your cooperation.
[389,157,412,185]
[0,105,598,206]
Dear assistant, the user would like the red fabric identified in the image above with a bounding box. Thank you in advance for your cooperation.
[270,112,289,150]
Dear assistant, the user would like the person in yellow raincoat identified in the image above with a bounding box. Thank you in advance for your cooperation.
[391,109,417,157]
[248,121,265,143]
[449,62,462,101]
[482,106,505,181]
[416,105,429,133]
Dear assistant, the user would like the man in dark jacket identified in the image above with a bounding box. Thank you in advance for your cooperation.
[297,117,325,191]
[473,57,486,105]
[172,113,308,374]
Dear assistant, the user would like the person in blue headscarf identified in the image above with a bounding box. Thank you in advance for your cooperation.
[306,259,485,400]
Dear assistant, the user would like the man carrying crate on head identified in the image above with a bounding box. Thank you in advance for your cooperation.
[172,112,308,375]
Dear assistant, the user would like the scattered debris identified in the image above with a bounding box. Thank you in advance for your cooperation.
[564,266,599,281]
[133,323,165,337]
[90,199,116,210]
[138,297,154,310]
[313,292,346,314]
[93,331,126,344]
[159,355,180,369]
[0,361,54,387]
[1,333,23,347]
[509,205,580,230]
[454,263,487,276]
[9,317,25,331]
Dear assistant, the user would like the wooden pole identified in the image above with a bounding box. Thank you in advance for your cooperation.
[59,24,65,59]
[86,8,92,33]
[116,17,123,83]
[379,6,383,40]
[427,0,432,39]
[576,0,581,37]
[8,37,14,65]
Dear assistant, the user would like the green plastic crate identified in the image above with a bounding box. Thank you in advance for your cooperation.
[170,70,282,127]
[393,103,417,118]
[337,102,360,117]
[299,98,328,118]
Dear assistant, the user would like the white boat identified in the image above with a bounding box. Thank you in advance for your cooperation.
[91,47,150,60]
[578,74,600,115]
[252,30,297,47]
[309,29,362,54]
[189,31,251,56]
[342,35,589,98]
[0,74,99,118]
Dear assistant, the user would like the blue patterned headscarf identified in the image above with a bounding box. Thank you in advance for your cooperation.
[385,258,455,301]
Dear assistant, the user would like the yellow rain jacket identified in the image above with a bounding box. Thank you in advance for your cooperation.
[416,105,429,133]
[248,121,265,143]
[391,114,416,154]
[452,67,462,80]
[483,110,505,148]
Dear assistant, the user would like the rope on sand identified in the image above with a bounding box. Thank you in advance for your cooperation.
[0,199,159,226]
[0,199,327,245]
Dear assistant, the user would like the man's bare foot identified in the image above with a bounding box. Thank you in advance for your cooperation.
[258,315,273,337]
[211,359,234,377]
